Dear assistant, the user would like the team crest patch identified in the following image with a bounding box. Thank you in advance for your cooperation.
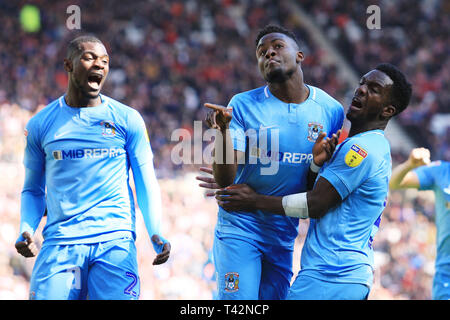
[101,121,116,136]
[345,144,368,167]
[224,272,239,293]
[307,122,324,142]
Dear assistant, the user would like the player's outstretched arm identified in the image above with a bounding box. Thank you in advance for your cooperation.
[16,167,46,258]
[389,147,430,190]
[215,177,341,220]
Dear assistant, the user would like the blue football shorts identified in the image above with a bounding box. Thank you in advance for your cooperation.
[213,232,293,300]
[287,274,370,300]
[29,235,140,300]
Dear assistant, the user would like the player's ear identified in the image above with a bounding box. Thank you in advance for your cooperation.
[296,51,304,64]
[381,104,396,119]
[63,58,73,73]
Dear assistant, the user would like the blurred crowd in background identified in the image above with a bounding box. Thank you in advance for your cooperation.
[0,0,447,299]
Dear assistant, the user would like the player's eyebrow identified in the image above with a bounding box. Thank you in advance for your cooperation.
[360,76,383,88]
[256,37,287,51]
[82,51,109,59]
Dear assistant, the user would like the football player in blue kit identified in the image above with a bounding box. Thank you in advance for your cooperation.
[211,63,412,300]
[390,147,450,300]
[15,35,171,300]
[203,25,344,300]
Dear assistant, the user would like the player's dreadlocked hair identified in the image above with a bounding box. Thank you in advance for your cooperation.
[66,35,104,61]
[375,63,412,115]
[255,24,300,48]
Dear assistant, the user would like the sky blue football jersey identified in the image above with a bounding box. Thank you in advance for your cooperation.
[414,161,450,272]
[217,85,344,247]
[23,94,152,244]
[299,130,391,287]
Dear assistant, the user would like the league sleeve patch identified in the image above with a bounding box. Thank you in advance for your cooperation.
[344,144,368,167]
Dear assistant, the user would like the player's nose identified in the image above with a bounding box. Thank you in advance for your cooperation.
[265,47,276,59]
[354,84,367,97]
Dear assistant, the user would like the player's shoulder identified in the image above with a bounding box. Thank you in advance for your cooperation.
[228,86,267,106]
[343,130,390,162]
[102,94,144,124]
[102,95,138,114]
[350,130,388,150]
[27,96,63,127]
[308,85,344,111]
[421,160,450,172]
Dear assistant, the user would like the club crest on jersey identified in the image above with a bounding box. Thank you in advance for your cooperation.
[307,122,323,142]
[101,121,116,136]
[224,272,239,293]
[345,144,368,167]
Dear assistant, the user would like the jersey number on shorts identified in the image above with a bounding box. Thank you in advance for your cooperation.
[124,272,138,297]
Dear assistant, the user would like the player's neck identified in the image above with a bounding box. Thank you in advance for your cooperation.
[348,121,387,137]
[65,85,102,108]
[268,72,308,104]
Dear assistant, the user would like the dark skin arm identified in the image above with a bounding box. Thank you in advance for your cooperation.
[306,130,340,190]
[204,103,243,188]
[215,177,341,219]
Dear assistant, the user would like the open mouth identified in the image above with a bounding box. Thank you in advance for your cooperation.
[87,73,103,90]
[350,97,363,110]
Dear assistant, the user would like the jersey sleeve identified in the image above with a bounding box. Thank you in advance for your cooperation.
[319,140,376,200]
[228,95,246,152]
[23,118,45,172]
[414,161,440,191]
[126,110,153,167]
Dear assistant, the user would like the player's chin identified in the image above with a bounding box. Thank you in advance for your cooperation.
[84,85,102,98]
[346,107,362,122]
[264,68,286,83]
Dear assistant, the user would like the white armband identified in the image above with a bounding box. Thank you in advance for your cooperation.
[309,161,322,173]
[282,192,309,219]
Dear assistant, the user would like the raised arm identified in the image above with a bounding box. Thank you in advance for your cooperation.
[389,147,430,190]
[204,103,244,188]
[307,130,341,190]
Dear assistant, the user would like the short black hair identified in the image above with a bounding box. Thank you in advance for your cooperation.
[66,35,104,61]
[255,24,300,48]
[375,63,412,115]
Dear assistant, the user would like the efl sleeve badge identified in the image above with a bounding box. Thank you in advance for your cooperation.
[344,144,368,167]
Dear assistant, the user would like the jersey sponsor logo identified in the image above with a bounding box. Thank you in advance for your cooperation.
[52,147,125,160]
[307,122,324,142]
[344,144,367,167]
[224,272,239,293]
[101,121,116,136]
[250,147,313,164]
